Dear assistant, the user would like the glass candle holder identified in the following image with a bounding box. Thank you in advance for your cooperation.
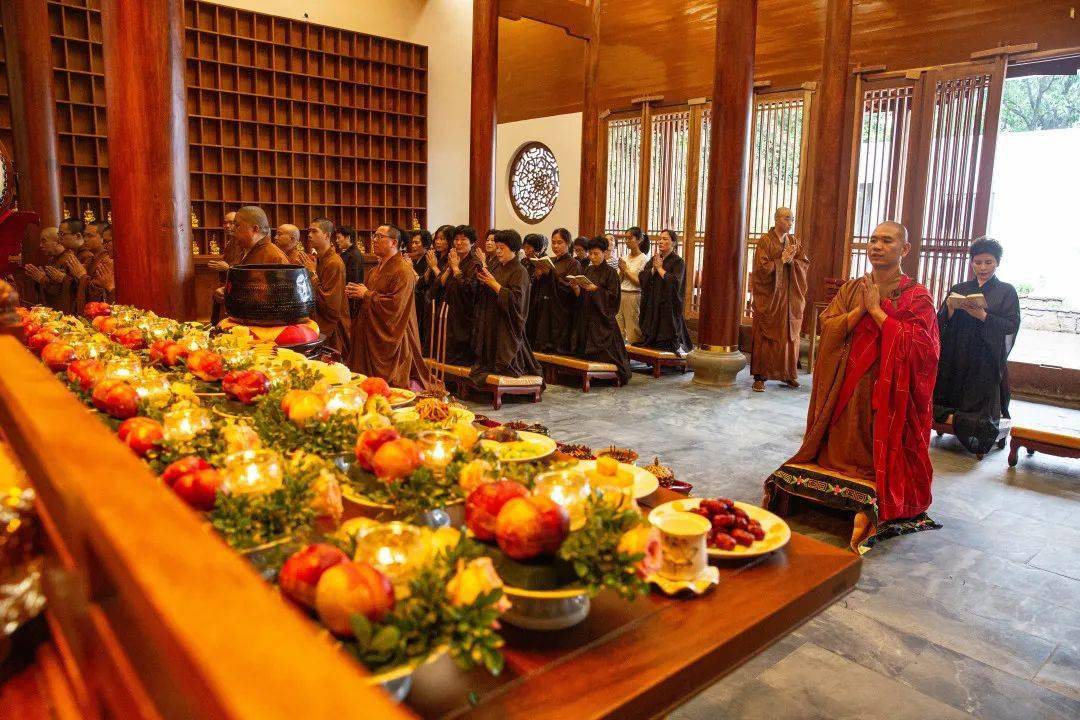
[324,385,366,415]
[134,370,172,408]
[535,469,592,531]
[353,522,427,591]
[592,472,636,512]
[179,330,210,353]
[417,431,459,480]
[147,321,174,342]
[220,346,254,370]
[104,356,142,382]
[221,449,284,496]
[162,405,213,442]
[75,339,109,360]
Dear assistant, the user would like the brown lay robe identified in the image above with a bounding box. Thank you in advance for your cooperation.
[347,252,431,390]
[313,247,351,355]
[750,229,809,382]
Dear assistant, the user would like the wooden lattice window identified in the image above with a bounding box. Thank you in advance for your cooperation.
[508,141,559,224]
[603,114,642,246]
[646,109,690,238]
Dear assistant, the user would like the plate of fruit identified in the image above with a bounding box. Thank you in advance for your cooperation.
[388,387,417,407]
[649,497,790,558]
[575,457,659,500]
[479,428,557,463]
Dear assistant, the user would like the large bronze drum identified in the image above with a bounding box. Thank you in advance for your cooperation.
[223,264,314,326]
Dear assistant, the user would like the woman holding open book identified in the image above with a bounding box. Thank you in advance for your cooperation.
[529,228,581,354]
[933,238,1021,456]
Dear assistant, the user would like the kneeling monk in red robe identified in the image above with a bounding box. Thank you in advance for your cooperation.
[764,221,940,550]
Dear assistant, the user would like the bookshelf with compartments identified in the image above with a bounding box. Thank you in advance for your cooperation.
[184,1,428,255]
[40,0,427,254]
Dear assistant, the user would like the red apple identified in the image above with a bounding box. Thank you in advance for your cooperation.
[278,543,349,609]
[149,339,188,367]
[465,480,529,542]
[113,326,146,350]
[117,416,164,457]
[162,456,212,487]
[222,369,270,404]
[354,427,401,471]
[274,323,319,346]
[91,379,140,419]
[371,437,421,481]
[314,561,395,635]
[67,358,104,391]
[82,301,111,319]
[21,318,42,338]
[40,341,76,371]
[495,495,570,560]
[171,467,223,511]
[359,376,391,398]
[186,349,225,382]
[27,329,59,354]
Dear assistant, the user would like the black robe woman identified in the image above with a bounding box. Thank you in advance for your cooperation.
[470,229,544,384]
[435,226,482,366]
[933,238,1021,455]
[530,228,581,354]
[573,236,631,384]
[522,232,549,346]
[407,229,438,356]
[639,229,693,355]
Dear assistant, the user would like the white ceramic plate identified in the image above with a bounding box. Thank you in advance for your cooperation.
[391,405,475,428]
[574,459,660,500]
[479,430,557,462]
[649,498,791,558]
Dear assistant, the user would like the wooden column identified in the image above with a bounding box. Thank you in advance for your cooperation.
[101,0,193,319]
[2,0,63,231]
[688,0,757,386]
[577,1,602,236]
[469,0,498,234]
[804,0,853,309]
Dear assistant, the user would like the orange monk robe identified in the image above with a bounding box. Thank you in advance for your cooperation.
[765,276,939,547]
[750,229,808,382]
[86,250,115,303]
[237,239,290,266]
[347,252,431,391]
[313,247,351,355]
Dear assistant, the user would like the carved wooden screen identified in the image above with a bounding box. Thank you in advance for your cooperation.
[690,107,710,314]
[603,113,643,246]
[844,62,1004,303]
[646,109,690,239]
[907,62,1005,302]
[844,78,917,278]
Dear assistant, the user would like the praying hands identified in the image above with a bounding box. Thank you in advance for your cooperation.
[477,266,501,293]
[345,282,369,300]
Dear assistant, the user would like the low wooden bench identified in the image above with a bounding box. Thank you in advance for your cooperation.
[1008,424,1080,467]
[424,359,544,410]
[532,352,621,392]
[625,345,687,378]
[932,419,1010,460]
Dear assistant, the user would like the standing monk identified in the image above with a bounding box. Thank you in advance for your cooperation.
[346,225,431,390]
[638,229,692,355]
[273,224,317,279]
[84,222,115,304]
[335,225,364,319]
[307,219,351,356]
[213,206,289,304]
[470,230,544,385]
[750,207,809,392]
[208,211,239,323]
[764,222,940,550]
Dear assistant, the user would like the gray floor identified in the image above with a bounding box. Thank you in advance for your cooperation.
[459,363,1080,720]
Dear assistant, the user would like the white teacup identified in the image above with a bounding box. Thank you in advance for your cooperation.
[651,511,710,581]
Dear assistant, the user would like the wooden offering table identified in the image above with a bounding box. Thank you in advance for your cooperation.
[406,488,861,720]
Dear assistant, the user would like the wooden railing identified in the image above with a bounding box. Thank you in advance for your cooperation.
[0,335,412,720]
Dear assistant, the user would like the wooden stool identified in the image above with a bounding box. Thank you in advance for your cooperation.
[532,352,620,392]
[1008,425,1080,467]
[625,345,687,378]
[932,419,1010,460]
[424,359,543,410]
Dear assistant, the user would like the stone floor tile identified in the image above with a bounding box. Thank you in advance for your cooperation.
[1034,644,1080,702]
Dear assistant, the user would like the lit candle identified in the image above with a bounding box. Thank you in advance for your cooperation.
[417,430,458,480]
[178,331,210,353]
[324,385,366,415]
[134,370,172,407]
[104,356,142,382]
[534,469,591,530]
[220,346,254,369]
[221,449,284,495]
[162,405,213,442]
[353,522,426,591]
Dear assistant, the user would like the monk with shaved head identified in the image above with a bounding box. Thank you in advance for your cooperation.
[765,221,940,550]
[750,207,809,391]
[213,206,288,304]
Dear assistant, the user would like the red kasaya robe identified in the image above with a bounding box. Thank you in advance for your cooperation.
[785,275,939,523]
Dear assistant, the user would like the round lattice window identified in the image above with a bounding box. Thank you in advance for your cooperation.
[509,142,559,224]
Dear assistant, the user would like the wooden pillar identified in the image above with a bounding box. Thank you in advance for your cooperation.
[469,0,498,234]
[804,0,853,309]
[101,0,193,319]
[577,1,602,236]
[2,0,63,231]
[688,0,757,386]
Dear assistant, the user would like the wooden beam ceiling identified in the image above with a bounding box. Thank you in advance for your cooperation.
[499,0,593,40]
